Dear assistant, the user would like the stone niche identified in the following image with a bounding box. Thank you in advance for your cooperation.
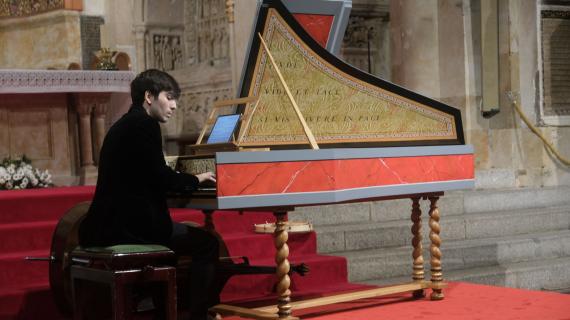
[0,70,134,186]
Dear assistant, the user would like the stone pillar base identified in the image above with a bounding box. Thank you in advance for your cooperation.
[79,165,98,185]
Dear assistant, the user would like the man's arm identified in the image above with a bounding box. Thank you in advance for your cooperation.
[135,117,203,192]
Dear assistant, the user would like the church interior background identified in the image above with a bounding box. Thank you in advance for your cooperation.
[1,0,570,298]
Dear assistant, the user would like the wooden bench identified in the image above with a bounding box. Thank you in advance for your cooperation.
[70,244,177,320]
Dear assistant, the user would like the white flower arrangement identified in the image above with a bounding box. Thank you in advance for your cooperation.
[0,156,53,190]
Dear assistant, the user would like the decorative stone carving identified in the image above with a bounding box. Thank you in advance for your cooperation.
[0,0,64,18]
[178,88,232,136]
[153,34,184,71]
[225,0,234,23]
[340,1,390,79]
[0,71,130,185]
[0,70,134,94]
[163,0,233,149]
[184,0,229,65]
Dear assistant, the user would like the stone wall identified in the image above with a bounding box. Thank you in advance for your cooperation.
[0,10,82,69]
[163,0,232,148]
[0,70,134,185]
[389,0,570,189]
[0,93,73,183]
[1,0,564,189]
[341,0,390,79]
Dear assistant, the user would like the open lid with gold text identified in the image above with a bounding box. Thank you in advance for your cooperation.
[236,0,465,148]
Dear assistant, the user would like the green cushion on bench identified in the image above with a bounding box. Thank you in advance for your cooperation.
[70,244,176,270]
[82,244,172,254]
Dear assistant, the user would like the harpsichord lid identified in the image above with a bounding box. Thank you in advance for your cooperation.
[236,0,465,148]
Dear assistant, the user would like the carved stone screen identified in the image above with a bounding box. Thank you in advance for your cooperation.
[238,3,463,147]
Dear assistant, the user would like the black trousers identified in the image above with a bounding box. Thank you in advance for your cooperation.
[168,222,220,320]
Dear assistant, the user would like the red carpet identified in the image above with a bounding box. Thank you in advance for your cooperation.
[0,186,364,319]
[282,282,570,320]
[2,187,569,319]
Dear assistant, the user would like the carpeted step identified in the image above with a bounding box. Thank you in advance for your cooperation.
[0,232,318,289]
[0,282,60,320]
[0,250,50,288]
[361,256,570,293]
[221,254,351,300]
[341,229,570,282]
[0,187,357,319]
[0,219,316,259]
[0,221,56,253]
[222,231,317,260]
[0,253,356,320]
[0,186,94,224]
[170,209,286,235]
[287,281,570,320]
[314,204,570,253]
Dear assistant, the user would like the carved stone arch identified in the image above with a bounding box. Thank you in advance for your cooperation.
[204,0,210,17]
[204,97,211,109]
[213,29,221,59]
[198,35,205,62]
[221,27,229,59]
[210,35,216,61]
[198,0,204,18]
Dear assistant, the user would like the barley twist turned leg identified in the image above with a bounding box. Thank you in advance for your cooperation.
[428,196,444,300]
[273,211,292,318]
[411,197,425,298]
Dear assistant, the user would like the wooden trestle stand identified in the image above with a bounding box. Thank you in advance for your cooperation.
[208,194,446,320]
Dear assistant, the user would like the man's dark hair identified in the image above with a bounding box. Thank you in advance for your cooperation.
[130,69,181,106]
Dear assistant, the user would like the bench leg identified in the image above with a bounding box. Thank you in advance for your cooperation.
[111,279,127,320]
[72,277,83,320]
[165,268,177,320]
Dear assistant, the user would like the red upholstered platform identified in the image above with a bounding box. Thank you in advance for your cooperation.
[272,282,570,320]
[2,187,568,320]
[0,186,365,319]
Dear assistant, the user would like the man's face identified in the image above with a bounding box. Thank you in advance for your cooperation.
[148,91,177,123]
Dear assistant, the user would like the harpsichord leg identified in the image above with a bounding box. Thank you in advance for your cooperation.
[410,197,425,298]
[273,211,293,318]
[428,196,444,300]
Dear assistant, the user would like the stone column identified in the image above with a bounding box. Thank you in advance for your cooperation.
[93,94,110,164]
[226,0,237,95]
[74,94,97,185]
[134,25,148,72]
[390,0,440,98]
[74,93,110,185]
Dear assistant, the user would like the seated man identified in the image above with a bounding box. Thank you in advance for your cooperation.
[79,69,219,320]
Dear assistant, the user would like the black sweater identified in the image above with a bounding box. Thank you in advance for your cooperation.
[79,105,199,246]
